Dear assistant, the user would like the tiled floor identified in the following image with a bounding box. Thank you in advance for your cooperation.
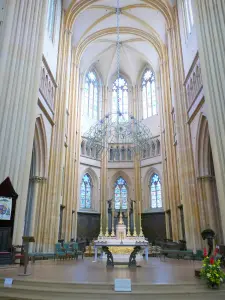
[0,257,202,284]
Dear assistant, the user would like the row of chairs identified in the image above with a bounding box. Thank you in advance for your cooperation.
[55,242,84,260]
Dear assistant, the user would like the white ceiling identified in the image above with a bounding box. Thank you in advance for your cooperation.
[63,0,173,85]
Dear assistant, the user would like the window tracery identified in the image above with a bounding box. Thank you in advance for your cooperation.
[112,77,128,121]
[150,173,162,209]
[114,177,127,210]
[83,70,99,120]
[142,69,157,119]
[80,173,92,209]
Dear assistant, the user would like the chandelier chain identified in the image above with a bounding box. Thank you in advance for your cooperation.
[116,0,120,116]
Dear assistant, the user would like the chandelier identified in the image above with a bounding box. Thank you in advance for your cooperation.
[83,0,153,158]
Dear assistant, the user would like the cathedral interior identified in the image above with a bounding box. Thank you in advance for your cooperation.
[0,0,225,298]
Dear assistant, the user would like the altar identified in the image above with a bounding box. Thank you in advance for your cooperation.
[94,198,149,266]
[94,238,149,263]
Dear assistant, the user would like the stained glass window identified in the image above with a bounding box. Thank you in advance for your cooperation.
[142,69,157,119]
[112,77,128,121]
[150,174,162,209]
[83,70,99,120]
[47,0,57,41]
[114,177,127,210]
[80,173,92,209]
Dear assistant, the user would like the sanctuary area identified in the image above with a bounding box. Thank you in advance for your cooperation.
[0,0,225,299]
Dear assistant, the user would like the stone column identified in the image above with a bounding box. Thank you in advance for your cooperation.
[0,0,47,244]
[193,0,225,242]
[165,6,202,249]
[159,54,180,242]
[42,19,72,251]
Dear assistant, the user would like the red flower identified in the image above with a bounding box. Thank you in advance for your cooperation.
[203,248,207,257]
[210,257,214,265]
[214,247,219,256]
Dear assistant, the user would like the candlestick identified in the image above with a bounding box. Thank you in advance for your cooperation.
[133,200,137,237]
[111,200,115,237]
[127,206,131,237]
[105,204,109,237]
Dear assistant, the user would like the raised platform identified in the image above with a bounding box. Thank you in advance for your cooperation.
[0,258,224,299]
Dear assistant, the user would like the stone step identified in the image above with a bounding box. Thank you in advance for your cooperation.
[0,279,225,300]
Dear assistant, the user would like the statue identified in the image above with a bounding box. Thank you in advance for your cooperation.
[128,246,141,267]
[201,229,215,257]
[102,246,114,267]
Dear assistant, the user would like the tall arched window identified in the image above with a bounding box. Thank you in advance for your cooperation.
[83,70,99,120]
[80,173,92,209]
[183,0,194,35]
[47,0,57,40]
[142,69,156,119]
[114,177,127,210]
[112,77,128,121]
[150,173,162,209]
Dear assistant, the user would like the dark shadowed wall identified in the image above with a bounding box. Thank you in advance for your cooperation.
[77,212,100,241]
[141,212,166,242]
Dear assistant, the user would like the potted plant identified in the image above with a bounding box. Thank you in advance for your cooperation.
[200,248,225,288]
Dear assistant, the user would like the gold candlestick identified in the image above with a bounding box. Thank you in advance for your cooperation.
[111,201,115,237]
[105,206,109,237]
[127,207,131,237]
[133,200,137,237]
[99,200,103,238]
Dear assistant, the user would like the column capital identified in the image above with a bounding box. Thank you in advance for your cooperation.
[30,176,47,182]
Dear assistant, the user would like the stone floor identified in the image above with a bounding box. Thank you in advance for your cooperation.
[0,257,202,284]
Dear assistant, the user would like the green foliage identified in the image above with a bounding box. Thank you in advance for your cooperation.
[200,256,225,287]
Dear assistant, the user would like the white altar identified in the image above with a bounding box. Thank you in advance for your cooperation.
[94,237,149,262]
[94,209,149,262]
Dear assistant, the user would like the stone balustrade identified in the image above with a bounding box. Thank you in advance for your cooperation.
[185,53,203,109]
[80,136,160,161]
[39,56,57,111]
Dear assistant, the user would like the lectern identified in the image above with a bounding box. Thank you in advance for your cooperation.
[18,236,35,276]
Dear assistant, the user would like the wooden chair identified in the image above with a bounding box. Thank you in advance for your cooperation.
[12,245,24,265]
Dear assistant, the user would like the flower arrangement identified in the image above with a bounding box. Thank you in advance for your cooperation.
[200,247,225,288]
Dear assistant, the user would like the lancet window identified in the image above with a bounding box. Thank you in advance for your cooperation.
[114,177,127,210]
[112,77,128,121]
[183,0,194,35]
[142,69,157,119]
[83,70,99,120]
[80,173,92,209]
[150,173,162,209]
[47,0,57,40]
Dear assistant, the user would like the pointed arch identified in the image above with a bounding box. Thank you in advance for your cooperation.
[141,67,157,119]
[143,167,163,211]
[196,114,211,177]
[82,68,101,120]
[79,167,99,211]
[33,115,48,178]
[80,173,92,209]
[114,176,128,210]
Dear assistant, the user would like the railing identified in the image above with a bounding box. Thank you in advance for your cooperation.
[39,56,57,111]
[185,53,203,109]
[80,137,101,160]
[80,136,160,161]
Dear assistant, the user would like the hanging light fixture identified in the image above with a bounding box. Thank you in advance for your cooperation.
[83,0,153,158]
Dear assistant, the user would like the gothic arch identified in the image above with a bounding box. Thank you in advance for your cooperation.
[143,167,163,211]
[196,114,211,177]
[24,115,48,238]
[33,115,48,178]
[196,114,222,241]
[79,167,99,212]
